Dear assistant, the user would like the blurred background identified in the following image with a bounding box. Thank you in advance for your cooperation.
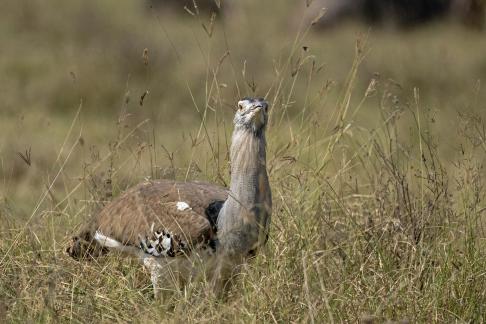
[1,0,485,219]
[1,1,486,322]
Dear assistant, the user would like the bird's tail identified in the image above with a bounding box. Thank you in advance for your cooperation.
[67,229,143,260]
[66,229,109,260]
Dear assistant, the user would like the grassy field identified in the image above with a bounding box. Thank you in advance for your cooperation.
[1,0,486,322]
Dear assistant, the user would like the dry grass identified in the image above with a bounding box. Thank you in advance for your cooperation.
[1,0,486,322]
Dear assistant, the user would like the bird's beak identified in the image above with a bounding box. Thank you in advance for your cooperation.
[251,106,265,128]
[252,105,262,114]
[252,106,262,118]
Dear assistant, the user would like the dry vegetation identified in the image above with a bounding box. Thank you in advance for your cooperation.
[1,0,486,322]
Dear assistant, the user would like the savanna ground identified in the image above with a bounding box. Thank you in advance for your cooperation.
[1,0,486,322]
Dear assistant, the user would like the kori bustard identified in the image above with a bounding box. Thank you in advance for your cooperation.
[67,97,272,297]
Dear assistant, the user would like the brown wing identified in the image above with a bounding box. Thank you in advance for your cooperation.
[87,180,227,248]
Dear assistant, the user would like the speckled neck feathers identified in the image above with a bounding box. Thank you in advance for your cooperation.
[217,127,272,255]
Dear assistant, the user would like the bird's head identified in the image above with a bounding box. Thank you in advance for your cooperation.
[233,97,269,133]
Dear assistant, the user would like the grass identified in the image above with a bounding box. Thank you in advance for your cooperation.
[1,0,486,322]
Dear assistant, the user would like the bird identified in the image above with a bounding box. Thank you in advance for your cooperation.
[66,97,272,297]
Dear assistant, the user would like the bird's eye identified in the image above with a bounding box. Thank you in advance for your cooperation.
[238,104,244,111]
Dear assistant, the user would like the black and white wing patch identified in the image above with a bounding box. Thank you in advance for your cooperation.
[138,229,188,257]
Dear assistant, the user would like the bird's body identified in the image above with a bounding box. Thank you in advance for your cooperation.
[69,180,227,258]
[67,97,272,297]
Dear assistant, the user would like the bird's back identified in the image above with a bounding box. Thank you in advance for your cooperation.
[68,179,227,259]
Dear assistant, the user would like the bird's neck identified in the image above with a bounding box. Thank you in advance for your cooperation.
[229,128,267,193]
[217,127,271,254]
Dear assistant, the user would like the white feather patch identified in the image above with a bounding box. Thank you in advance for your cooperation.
[94,231,123,248]
[176,201,191,211]
[161,235,172,250]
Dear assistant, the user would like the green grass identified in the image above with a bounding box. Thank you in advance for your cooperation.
[1,0,486,322]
